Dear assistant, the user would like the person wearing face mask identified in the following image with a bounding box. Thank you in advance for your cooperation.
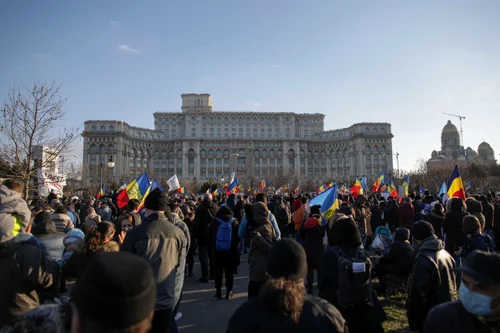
[407,221,458,332]
[424,250,500,333]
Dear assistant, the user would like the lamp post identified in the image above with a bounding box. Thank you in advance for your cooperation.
[384,152,400,178]
[229,153,239,183]
[99,155,115,190]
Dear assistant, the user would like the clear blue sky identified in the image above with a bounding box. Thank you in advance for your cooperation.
[1,0,499,171]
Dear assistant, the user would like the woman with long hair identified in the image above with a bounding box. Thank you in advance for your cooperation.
[63,221,119,279]
[227,239,348,332]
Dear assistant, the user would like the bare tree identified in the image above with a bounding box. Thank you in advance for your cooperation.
[0,82,78,198]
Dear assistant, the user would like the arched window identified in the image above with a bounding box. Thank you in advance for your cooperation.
[238,149,245,155]
[109,125,115,132]
[100,125,106,132]
[91,125,97,132]
[373,127,378,134]
[381,127,386,134]
[197,99,201,106]
[365,127,370,134]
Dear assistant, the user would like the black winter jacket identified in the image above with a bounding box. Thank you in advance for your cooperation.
[482,201,495,231]
[443,199,469,253]
[424,300,496,333]
[226,295,348,333]
[318,246,386,332]
[193,201,218,246]
[407,235,458,332]
[378,240,414,276]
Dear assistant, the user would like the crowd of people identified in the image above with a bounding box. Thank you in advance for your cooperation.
[1,178,500,333]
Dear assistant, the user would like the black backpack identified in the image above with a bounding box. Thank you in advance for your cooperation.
[332,246,374,310]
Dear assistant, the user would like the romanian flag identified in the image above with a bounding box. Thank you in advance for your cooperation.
[350,179,363,198]
[372,171,385,192]
[387,180,398,198]
[234,184,244,194]
[326,182,334,189]
[281,185,288,192]
[178,187,185,194]
[447,166,466,200]
[117,173,150,209]
[402,175,410,197]
[321,184,340,220]
[380,184,387,193]
[340,184,347,195]
[294,186,300,195]
[95,186,105,199]
[258,179,267,190]
[317,184,326,194]
[222,183,229,192]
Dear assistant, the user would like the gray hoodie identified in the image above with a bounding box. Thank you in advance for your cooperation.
[0,185,32,243]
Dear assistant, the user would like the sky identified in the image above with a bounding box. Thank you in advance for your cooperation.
[1,0,499,171]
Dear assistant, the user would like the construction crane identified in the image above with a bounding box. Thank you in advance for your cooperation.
[442,112,466,146]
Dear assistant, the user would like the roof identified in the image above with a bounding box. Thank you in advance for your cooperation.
[442,120,459,135]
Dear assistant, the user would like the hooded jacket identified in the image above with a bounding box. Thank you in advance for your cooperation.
[171,213,189,308]
[378,228,414,276]
[121,213,185,310]
[51,213,74,233]
[0,233,58,327]
[0,185,31,243]
[247,225,274,282]
[32,216,65,263]
[407,235,457,332]
[481,200,495,231]
[193,200,218,246]
[443,198,469,253]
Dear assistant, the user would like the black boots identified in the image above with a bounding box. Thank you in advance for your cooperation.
[214,290,222,300]
[214,290,233,300]
[226,291,234,300]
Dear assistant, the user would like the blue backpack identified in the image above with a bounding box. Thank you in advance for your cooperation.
[216,218,234,251]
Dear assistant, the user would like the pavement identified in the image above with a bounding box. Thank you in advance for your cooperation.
[178,254,249,333]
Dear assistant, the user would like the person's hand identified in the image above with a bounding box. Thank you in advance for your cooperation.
[117,231,126,245]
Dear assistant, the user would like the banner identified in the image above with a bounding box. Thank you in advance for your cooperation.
[37,169,66,196]
[167,175,180,191]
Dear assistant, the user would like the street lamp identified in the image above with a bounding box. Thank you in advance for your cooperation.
[99,155,115,190]
[383,152,400,178]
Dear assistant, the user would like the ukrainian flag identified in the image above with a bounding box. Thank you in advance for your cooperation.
[321,184,340,220]
[447,166,466,200]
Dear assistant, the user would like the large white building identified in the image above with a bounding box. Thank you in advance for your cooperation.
[81,94,394,186]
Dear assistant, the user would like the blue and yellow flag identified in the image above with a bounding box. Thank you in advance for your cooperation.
[402,175,409,197]
[321,184,340,220]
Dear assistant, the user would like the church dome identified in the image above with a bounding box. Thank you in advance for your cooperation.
[478,141,491,151]
[442,120,459,135]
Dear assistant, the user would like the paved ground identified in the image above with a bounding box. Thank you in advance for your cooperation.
[178,254,249,333]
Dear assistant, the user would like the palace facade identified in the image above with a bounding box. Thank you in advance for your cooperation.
[82,94,394,186]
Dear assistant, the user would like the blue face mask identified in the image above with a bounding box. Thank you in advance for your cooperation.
[459,283,493,316]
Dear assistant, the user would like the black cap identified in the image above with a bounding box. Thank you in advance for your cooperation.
[144,189,168,211]
[72,252,156,329]
[267,239,307,281]
[457,250,500,285]
[411,221,434,241]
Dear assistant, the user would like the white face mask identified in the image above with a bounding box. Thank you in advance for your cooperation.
[459,283,494,316]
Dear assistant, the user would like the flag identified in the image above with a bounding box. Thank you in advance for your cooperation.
[167,175,180,191]
[280,185,288,192]
[119,182,127,191]
[234,184,244,194]
[95,186,104,199]
[228,177,238,193]
[340,184,347,195]
[294,186,300,195]
[447,166,466,200]
[438,182,447,197]
[402,175,410,197]
[326,182,334,189]
[387,180,398,198]
[138,179,165,210]
[372,171,385,192]
[419,186,427,196]
[350,179,363,198]
[317,184,326,194]
[321,184,340,220]
[206,186,212,194]
[177,187,185,194]
[258,179,267,190]
[116,173,150,209]
[212,187,220,196]
[360,177,368,190]
[380,184,387,193]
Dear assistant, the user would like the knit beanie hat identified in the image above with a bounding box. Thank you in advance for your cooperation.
[411,221,435,241]
[328,216,362,247]
[144,189,168,211]
[267,239,307,281]
[72,252,156,329]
